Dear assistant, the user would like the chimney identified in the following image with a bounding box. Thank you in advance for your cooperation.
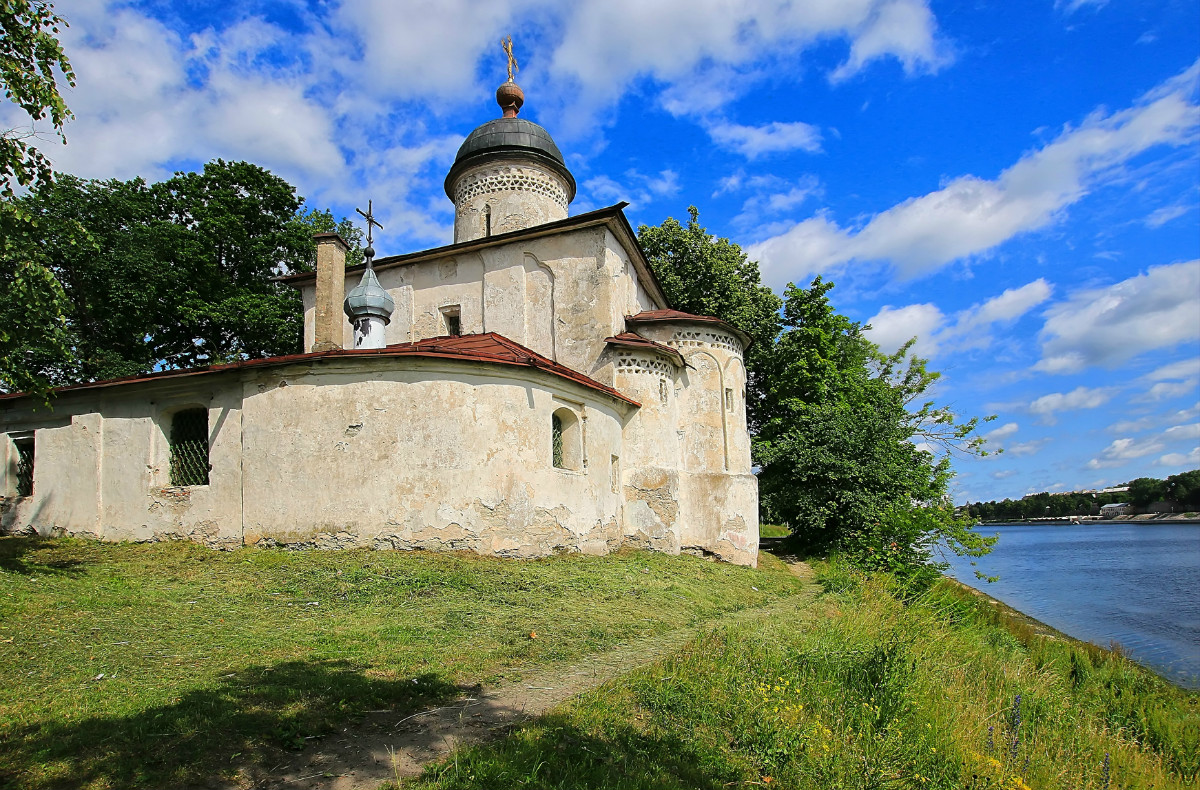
[312,233,349,351]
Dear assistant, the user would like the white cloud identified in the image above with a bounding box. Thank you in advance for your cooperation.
[1164,422,1200,441]
[991,469,1019,479]
[1145,204,1189,228]
[1135,379,1200,403]
[1156,448,1200,467]
[580,169,680,209]
[1028,386,1115,424]
[707,120,823,159]
[748,60,1200,286]
[986,422,1020,440]
[550,0,949,115]
[1143,358,1200,383]
[1035,260,1200,374]
[864,278,1051,357]
[1087,436,1165,469]
[1056,0,1108,14]
[864,303,945,357]
[1006,438,1051,457]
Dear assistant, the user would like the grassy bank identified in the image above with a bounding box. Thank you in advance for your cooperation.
[399,558,1197,790]
[0,537,803,789]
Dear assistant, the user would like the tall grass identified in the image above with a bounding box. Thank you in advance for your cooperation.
[403,558,1196,789]
[0,537,803,789]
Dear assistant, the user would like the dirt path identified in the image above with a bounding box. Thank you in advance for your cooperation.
[228,560,819,790]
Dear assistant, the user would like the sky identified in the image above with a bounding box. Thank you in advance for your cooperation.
[5,0,1199,504]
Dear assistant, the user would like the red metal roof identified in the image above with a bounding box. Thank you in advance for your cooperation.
[0,334,639,408]
[624,310,752,349]
[604,332,684,366]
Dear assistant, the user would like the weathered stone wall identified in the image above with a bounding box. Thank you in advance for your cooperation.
[0,383,244,547]
[239,358,628,557]
[451,161,571,244]
[1,357,634,559]
[617,321,759,567]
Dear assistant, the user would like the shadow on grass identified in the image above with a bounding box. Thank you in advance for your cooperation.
[0,536,87,576]
[0,659,462,790]
[406,712,739,790]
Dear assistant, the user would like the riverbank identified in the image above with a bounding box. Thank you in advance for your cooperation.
[398,557,1196,789]
[979,514,1200,525]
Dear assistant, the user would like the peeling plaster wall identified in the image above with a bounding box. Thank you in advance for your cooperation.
[0,385,244,547]
[614,322,759,567]
[239,359,626,558]
[1,358,632,560]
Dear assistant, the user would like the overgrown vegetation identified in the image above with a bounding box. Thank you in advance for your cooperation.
[0,538,802,789]
[639,211,995,579]
[401,558,1197,790]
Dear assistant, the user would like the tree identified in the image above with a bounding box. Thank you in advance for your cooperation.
[637,207,782,430]
[755,277,995,580]
[1,0,73,198]
[1127,477,1167,508]
[7,161,363,386]
[1165,470,1200,510]
[1,0,76,399]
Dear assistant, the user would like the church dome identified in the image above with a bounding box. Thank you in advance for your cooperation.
[444,117,576,202]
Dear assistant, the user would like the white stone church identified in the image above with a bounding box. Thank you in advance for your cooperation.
[0,77,759,566]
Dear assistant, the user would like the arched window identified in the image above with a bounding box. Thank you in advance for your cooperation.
[551,407,582,471]
[552,413,564,468]
[169,408,210,486]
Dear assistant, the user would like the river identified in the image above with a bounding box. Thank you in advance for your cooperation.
[942,521,1200,689]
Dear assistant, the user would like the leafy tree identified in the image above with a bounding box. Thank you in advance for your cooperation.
[1127,477,1167,508]
[637,207,782,429]
[1,0,76,399]
[1166,470,1200,510]
[7,161,362,386]
[1,0,73,197]
[755,277,995,580]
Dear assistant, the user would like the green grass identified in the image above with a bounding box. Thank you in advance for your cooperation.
[759,523,791,538]
[0,537,803,789]
[398,558,1197,790]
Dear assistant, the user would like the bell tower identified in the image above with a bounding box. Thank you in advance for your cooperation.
[444,37,576,243]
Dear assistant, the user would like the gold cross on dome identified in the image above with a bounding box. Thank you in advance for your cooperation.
[501,35,518,82]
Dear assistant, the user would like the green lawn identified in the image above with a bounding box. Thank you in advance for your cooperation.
[399,560,1197,790]
[0,537,803,790]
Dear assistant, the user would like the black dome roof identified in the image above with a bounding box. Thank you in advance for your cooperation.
[444,117,576,201]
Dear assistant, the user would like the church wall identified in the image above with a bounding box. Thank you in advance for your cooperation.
[0,383,245,547]
[611,349,684,556]
[237,358,627,558]
[451,161,571,244]
[624,322,759,567]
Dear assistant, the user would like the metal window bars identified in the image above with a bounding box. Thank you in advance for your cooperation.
[552,414,564,469]
[169,409,210,486]
[15,440,34,497]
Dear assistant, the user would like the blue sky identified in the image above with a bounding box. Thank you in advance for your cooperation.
[7,0,1198,503]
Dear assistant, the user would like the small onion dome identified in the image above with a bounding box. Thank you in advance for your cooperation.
[444,82,576,202]
[343,265,394,323]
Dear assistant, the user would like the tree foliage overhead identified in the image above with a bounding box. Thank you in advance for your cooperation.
[1,0,75,398]
[1,0,73,198]
[4,160,363,388]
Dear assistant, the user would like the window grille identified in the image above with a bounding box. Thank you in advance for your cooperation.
[169,408,210,486]
[446,314,461,337]
[552,414,564,469]
[14,439,34,497]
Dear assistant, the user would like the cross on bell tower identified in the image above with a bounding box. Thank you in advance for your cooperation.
[343,199,394,349]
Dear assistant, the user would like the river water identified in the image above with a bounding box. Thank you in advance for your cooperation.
[942,521,1200,689]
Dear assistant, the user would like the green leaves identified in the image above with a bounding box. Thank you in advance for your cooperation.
[1,0,76,199]
[3,160,362,391]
